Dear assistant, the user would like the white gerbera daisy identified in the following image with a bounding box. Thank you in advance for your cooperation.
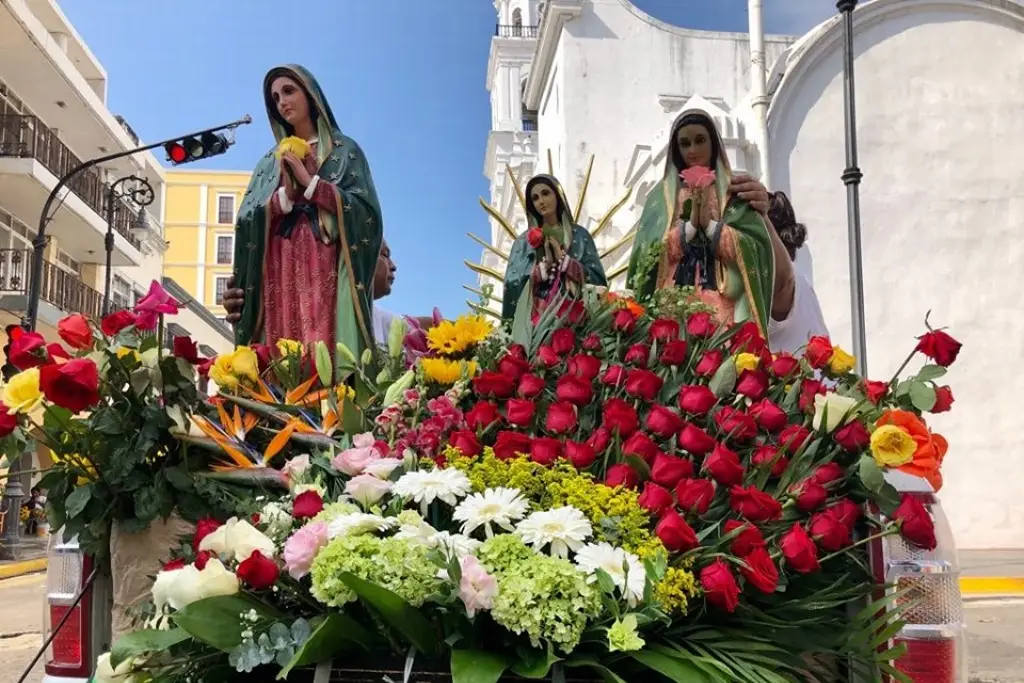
[429,531,482,562]
[326,513,395,539]
[574,542,647,607]
[392,468,473,515]
[453,487,530,538]
[516,506,593,559]
[393,517,438,546]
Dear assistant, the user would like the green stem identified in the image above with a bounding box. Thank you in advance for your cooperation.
[887,349,918,386]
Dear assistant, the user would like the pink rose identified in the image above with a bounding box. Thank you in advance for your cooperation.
[345,473,393,506]
[331,432,381,475]
[283,521,328,579]
[282,454,311,482]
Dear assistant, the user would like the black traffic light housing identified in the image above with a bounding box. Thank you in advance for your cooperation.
[164,132,232,166]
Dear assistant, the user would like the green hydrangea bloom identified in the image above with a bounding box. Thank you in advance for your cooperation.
[477,534,535,573]
[310,535,442,609]
[312,501,360,524]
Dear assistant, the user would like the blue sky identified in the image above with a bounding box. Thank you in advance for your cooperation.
[60,0,836,318]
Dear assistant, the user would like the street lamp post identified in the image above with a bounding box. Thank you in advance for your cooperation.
[102,175,155,316]
[837,0,868,377]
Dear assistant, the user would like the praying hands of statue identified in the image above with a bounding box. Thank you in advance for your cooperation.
[281,152,314,199]
[728,173,770,214]
[222,274,246,324]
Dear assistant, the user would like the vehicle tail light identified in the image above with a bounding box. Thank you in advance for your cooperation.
[42,539,93,678]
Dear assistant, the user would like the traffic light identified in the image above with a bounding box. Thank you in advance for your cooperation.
[164,132,232,165]
[2,323,21,382]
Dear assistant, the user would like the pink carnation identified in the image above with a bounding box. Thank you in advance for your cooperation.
[679,165,716,190]
[283,521,328,579]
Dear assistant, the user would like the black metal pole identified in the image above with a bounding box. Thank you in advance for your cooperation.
[24,115,252,332]
[102,183,116,317]
[837,0,867,377]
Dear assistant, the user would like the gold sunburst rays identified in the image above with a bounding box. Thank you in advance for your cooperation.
[464,260,505,282]
[574,154,595,223]
[478,198,518,241]
[467,301,502,319]
[590,184,633,239]
[466,232,509,261]
[599,227,637,260]
[463,284,500,303]
[506,162,527,213]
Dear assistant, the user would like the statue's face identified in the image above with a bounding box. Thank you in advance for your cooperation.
[270,76,311,130]
[676,123,713,168]
[530,182,558,221]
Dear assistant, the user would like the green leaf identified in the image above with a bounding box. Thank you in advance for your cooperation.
[858,455,885,494]
[277,614,372,679]
[564,660,628,683]
[624,455,651,481]
[315,342,333,388]
[511,646,561,679]
[709,359,737,398]
[382,370,415,408]
[338,572,437,655]
[630,650,716,683]
[43,405,73,432]
[914,365,946,382]
[111,628,190,668]
[64,484,92,519]
[511,286,535,350]
[909,381,936,412]
[340,397,365,435]
[451,649,508,683]
[875,480,902,516]
[164,466,194,492]
[173,594,281,653]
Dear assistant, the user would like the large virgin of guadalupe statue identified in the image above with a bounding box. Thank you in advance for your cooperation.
[626,109,777,338]
[232,64,384,361]
[502,174,607,322]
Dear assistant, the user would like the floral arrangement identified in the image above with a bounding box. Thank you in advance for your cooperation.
[275,136,311,160]
[79,292,961,683]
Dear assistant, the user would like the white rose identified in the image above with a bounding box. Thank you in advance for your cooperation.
[165,566,205,611]
[260,502,293,538]
[812,393,859,433]
[150,568,183,611]
[345,473,392,506]
[199,518,276,563]
[196,559,241,599]
[95,652,136,683]
[362,458,403,479]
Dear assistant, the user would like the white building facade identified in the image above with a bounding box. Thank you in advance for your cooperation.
[480,0,1024,548]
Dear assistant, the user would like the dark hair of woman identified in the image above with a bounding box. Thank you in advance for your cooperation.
[524,176,568,226]
[767,190,807,261]
[669,112,722,172]
[263,67,320,135]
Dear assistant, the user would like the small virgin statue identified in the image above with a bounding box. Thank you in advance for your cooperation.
[502,174,608,322]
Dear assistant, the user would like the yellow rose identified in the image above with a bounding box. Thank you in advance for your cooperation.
[275,136,311,160]
[734,353,760,373]
[276,338,304,357]
[870,425,916,467]
[829,346,856,375]
[2,368,43,414]
[209,347,260,390]
[115,347,141,363]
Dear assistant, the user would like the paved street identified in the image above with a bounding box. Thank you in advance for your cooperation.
[0,573,44,683]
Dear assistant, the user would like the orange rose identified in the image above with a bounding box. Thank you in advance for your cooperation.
[876,409,948,491]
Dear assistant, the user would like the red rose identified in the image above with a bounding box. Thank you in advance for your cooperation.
[700,559,740,612]
[194,550,215,570]
[735,370,769,400]
[557,299,587,325]
[506,398,536,427]
[656,509,699,552]
[679,385,716,415]
[567,354,601,381]
[604,463,638,489]
[659,340,688,366]
[530,437,562,466]
[650,453,694,488]
[0,405,17,437]
[494,431,533,460]
[536,345,561,368]
[724,520,766,556]
[237,550,279,590]
[601,364,626,386]
[466,401,501,430]
[779,424,812,454]
[624,368,663,401]
[57,314,93,350]
[685,312,714,338]
[916,329,962,367]
[40,358,100,413]
[602,398,638,437]
[729,486,782,522]
[48,343,70,362]
[638,482,675,516]
[749,399,787,433]
[556,374,593,406]
[751,445,788,477]
[704,443,745,487]
[769,353,801,379]
[830,499,862,528]
[173,336,200,363]
[811,462,844,486]
[675,478,716,515]
[740,547,779,594]
[714,407,758,441]
[587,427,612,454]
[293,490,324,519]
[612,309,637,333]
[100,309,136,336]
[473,371,517,398]
[193,517,222,550]
[863,380,888,405]
[624,343,650,367]
[582,333,602,351]
[527,227,544,248]
[551,328,576,356]
[163,558,187,571]
[809,508,851,551]
[9,330,49,370]
[623,431,660,464]
[373,440,391,457]
[645,405,684,440]
[566,440,596,469]
[834,420,871,452]
[893,494,937,550]
[695,350,724,376]
[931,386,954,414]
[799,379,827,412]
[507,343,527,360]
[251,344,273,373]
[518,373,546,399]
[678,423,717,456]
[197,358,213,379]
[545,401,578,434]
[791,480,828,513]
[498,353,531,381]
[649,318,680,342]
[450,430,482,457]
[731,322,767,354]
[804,336,834,369]
[781,524,820,574]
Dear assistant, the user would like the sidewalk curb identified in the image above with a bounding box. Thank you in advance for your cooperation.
[960,577,1024,596]
[0,557,47,580]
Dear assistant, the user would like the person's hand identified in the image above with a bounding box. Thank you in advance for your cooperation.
[729,174,770,214]
[222,274,245,324]
[282,152,313,188]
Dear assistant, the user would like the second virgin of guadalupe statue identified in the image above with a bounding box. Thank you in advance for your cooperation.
[626,109,785,339]
[502,174,607,322]
[230,64,384,362]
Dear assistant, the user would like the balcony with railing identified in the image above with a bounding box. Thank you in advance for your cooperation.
[495,24,539,38]
[0,248,103,320]
[0,114,142,251]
